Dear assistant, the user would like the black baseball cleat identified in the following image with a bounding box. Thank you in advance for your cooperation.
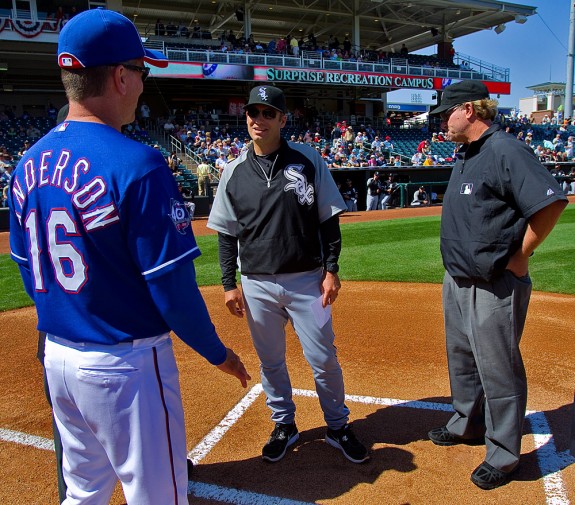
[325,423,370,463]
[262,422,299,462]
[428,425,484,446]
[471,461,516,490]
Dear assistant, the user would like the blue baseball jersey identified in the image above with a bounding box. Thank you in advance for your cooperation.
[9,121,200,345]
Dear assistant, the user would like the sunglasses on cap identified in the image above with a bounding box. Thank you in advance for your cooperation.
[120,63,150,82]
[245,107,278,120]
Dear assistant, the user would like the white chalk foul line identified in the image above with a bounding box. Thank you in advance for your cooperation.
[1,386,571,505]
[0,428,54,452]
[187,481,315,505]
[293,388,454,412]
[293,390,570,504]
[187,382,263,464]
[527,411,574,505]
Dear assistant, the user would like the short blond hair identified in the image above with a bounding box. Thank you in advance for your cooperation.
[469,98,499,121]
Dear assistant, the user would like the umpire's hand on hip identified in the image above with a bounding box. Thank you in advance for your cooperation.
[217,348,251,388]
[321,271,341,308]
[225,288,245,317]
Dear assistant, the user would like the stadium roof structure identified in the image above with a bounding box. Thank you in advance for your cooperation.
[0,0,537,94]
[125,0,537,53]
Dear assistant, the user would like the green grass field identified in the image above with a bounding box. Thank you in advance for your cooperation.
[1,206,574,312]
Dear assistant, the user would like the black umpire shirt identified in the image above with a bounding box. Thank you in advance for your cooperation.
[441,124,567,282]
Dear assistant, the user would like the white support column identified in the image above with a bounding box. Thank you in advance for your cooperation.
[243,1,251,38]
[565,1,575,119]
[352,0,361,55]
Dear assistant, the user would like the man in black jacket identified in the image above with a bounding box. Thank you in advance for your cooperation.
[208,85,368,465]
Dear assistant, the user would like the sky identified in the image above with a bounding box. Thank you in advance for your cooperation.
[389,0,571,110]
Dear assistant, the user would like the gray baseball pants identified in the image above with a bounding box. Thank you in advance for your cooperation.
[442,270,532,472]
[241,268,350,429]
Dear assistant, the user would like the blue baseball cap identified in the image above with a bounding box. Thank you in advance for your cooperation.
[58,9,168,69]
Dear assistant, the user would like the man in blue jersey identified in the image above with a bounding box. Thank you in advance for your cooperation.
[8,9,250,504]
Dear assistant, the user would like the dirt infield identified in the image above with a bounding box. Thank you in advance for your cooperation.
[0,206,574,504]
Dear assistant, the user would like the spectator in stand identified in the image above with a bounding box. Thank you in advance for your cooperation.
[331,123,342,146]
[411,152,423,166]
[197,156,211,196]
[163,118,175,133]
[215,152,227,176]
[290,35,300,57]
[354,130,368,149]
[432,132,440,143]
[423,154,435,166]
[47,103,58,119]
[376,154,387,167]
[564,136,574,160]
[18,140,31,156]
[330,153,343,168]
[382,135,394,152]
[371,136,382,151]
[27,124,42,139]
[348,154,360,168]
[364,124,376,141]
[140,101,150,128]
[358,153,369,167]
[368,154,378,167]
[155,19,165,36]
[277,36,287,54]
[417,139,431,155]
[166,21,177,37]
[167,151,181,173]
[343,125,355,148]
[400,43,408,56]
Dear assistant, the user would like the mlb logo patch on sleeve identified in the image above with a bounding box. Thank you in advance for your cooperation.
[168,199,191,234]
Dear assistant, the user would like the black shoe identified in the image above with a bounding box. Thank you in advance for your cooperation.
[187,458,194,479]
[471,461,515,490]
[428,426,484,446]
[325,424,370,463]
[262,423,299,462]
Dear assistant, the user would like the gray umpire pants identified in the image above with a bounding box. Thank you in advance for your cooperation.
[442,270,532,472]
[241,268,350,429]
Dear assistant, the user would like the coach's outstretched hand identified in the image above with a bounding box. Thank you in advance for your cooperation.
[217,347,251,387]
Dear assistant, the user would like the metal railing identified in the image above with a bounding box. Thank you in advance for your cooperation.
[144,39,508,82]
[167,133,220,182]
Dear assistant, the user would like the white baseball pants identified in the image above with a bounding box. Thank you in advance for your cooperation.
[44,334,188,505]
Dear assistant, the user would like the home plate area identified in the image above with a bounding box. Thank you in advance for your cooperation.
[186,383,574,505]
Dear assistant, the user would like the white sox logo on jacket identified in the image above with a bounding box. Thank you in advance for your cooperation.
[284,164,314,205]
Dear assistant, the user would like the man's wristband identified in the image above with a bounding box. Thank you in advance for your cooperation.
[325,264,339,274]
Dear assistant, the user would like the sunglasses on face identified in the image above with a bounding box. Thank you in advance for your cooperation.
[246,107,278,120]
[121,64,150,82]
[440,104,462,122]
